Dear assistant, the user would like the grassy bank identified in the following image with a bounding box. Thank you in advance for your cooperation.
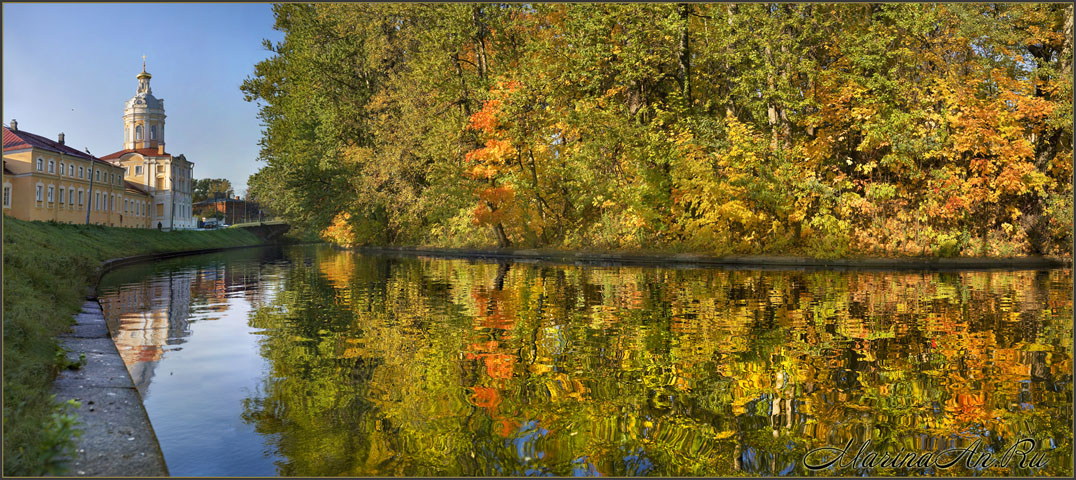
[2,217,264,475]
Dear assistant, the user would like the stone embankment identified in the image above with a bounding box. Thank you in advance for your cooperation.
[51,299,169,477]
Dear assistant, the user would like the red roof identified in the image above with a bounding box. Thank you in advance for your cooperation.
[124,180,149,196]
[3,125,109,164]
[100,147,170,161]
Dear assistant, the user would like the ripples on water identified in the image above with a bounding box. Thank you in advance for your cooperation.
[97,245,1073,476]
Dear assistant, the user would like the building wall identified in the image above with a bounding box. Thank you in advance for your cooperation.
[116,153,195,230]
[2,147,152,227]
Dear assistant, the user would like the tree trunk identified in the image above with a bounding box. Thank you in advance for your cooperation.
[678,3,692,103]
[724,4,737,118]
[491,215,511,247]
[765,44,779,150]
[451,51,472,117]
[473,5,489,81]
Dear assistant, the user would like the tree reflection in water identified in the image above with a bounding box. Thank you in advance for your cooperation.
[222,248,1071,476]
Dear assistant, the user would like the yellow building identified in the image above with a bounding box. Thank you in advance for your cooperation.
[101,63,195,231]
[3,121,153,228]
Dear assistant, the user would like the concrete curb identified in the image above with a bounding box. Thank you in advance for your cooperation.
[94,243,284,287]
[51,299,170,477]
[352,246,1072,271]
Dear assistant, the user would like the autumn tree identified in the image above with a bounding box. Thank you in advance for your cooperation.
[243,3,1072,258]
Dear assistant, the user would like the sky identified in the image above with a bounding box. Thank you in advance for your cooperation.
[2,3,284,194]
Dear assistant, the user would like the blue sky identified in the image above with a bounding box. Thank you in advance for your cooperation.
[3,3,284,194]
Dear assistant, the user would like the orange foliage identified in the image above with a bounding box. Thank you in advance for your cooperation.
[321,212,355,247]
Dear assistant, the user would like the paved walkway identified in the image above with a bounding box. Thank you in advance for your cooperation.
[51,299,169,477]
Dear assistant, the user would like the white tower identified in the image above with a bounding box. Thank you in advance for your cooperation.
[123,57,166,150]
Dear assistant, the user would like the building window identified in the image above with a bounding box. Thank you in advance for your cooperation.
[125,199,129,213]
[78,190,84,206]
[68,164,74,176]
[47,185,54,203]
[150,125,157,140]
[60,162,65,176]
[37,158,43,171]
[95,170,100,182]
[95,192,100,211]
[79,166,84,178]
[135,165,143,175]
[48,160,55,173]
[3,185,10,208]
[135,125,143,141]
[59,188,64,204]
[35,185,43,202]
[69,188,74,206]
[110,173,114,184]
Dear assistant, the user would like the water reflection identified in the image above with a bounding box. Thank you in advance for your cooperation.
[98,246,1073,476]
[98,248,291,476]
[99,269,193,395]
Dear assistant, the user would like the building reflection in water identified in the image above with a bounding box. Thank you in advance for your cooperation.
[99,259,273,397]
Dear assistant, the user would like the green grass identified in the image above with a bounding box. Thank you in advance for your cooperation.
[2,216,265,475]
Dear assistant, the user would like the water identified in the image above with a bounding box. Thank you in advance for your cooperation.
[97,245,1073,476]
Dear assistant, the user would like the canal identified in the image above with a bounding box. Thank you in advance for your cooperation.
[97,245,1073,476]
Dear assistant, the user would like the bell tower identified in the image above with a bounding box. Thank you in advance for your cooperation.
[123,56,166,150]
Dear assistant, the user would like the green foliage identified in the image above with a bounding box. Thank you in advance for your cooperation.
[243,3,1072,259]
[191,178,234,203]
[36,398,82,476]
[55,348,87,371]
[2,216,263,475]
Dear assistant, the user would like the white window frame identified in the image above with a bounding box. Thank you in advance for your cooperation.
[48,160,55,174]
[47,185,54,203]
[59,162,65,176]
[58,187,64,204]
[79,166,84,178]
[3,183,11,208]
[78,189,84,206]
[95,192,100,211]
[68,164,75,176]
[68,188,75,207]
[37,158,44,171]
